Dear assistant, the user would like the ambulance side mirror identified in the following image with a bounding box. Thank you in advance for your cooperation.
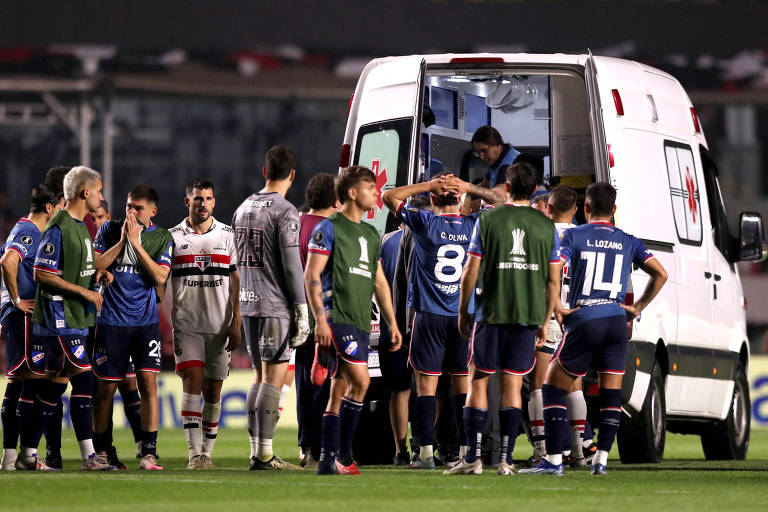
[738,212,767,262]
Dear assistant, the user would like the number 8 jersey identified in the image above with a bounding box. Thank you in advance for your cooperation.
[396,201,477,316]
[559,221,654,327]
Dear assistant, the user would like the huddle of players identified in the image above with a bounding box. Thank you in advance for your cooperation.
[0,148,667,476]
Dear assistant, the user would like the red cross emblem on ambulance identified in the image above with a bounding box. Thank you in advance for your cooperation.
[368,158,389,221]
[684,166,697,223]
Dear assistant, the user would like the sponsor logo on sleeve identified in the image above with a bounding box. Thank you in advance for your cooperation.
[42,243,55,255]
[288,221,299,233]
[312,231,324,243]
[21,235,33,245]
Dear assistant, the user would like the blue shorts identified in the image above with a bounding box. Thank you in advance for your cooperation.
[409,311,469,376]
[470,322,536,375]
[1,310,47,377]
[329,323,369,377]
[44,334,91,374]
[92,323,162,380]
[554,315,628,377]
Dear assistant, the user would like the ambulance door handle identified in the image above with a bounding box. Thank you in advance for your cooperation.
[714,274,722,281]
[704,271,712,279]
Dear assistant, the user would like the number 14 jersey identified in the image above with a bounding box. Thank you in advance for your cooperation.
[559,221,654,328]
[396,201,477,316]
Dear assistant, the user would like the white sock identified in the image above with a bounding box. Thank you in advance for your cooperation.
[419,444,433,461]
[546,453,563,466]
[566,390,587,458]
[246,382,260,458]
[202,400,222,457]
[181,392,202,459]
[278,383,291,418]
[23,446,36,458]
[458,445,468,460]
[3,448,17,461]
[79,439,95,460]
[528,389,545,457]
[595,449,609,467]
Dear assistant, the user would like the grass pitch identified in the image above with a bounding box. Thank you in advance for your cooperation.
[1,428,766,512]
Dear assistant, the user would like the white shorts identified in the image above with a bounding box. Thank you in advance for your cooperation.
[538,318,563,355]
[173,329,231,381]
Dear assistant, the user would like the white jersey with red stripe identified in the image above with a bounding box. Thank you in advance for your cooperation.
[169,217,238,334]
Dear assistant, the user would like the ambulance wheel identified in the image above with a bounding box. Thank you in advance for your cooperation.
[618,362,666,463]
[701,362,750,460]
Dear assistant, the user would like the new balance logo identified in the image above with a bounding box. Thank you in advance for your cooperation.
[510,228,526,256]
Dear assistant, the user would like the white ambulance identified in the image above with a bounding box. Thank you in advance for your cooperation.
[341,53,766,462]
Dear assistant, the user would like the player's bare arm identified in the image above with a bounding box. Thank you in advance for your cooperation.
[451,176,504,206]
[225,269,242,351]
[381,175,453,212]
[620,257,668,321]
[34,269,105,312]
[458,255,481,338]
[93,221,127,270]
[304,251,331,347]
[538,262,562,347]
[374,260,402,351]
[124,213,171,286]
[0,249,34,313]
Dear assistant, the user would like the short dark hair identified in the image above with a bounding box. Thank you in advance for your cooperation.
[429,171,459,207]
[547,185,577,215]
[99,200,109,212]
[513,153,544,186]
[44,166,71,194]
[335,166,375,204]
[585,182,616,217]
[186,178,215,196]
[505,162,537,200]
[128,185,159,206]
[409,194,432,211]
[471,125,504,146]
[304,173,336,210]
[265,146,297,181]
[29,183,59,213]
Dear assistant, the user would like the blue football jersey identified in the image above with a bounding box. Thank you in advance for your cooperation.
[1,218,41,320]
[32,224,89,337]
[397,201,476,316]
[93,221,173,327]
[380,229,402,284]
[559,221,654,327]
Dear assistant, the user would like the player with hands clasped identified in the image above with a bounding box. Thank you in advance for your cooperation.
[169,179,241,470]
[305,166,402,475]
[519,182,667,476]
[232,146,309,471]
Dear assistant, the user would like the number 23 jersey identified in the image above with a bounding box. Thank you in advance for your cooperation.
[559,221,654,327]
[169,217,237,334]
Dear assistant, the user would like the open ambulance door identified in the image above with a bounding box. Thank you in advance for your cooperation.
[349,57,426,235]
[584,52,611,184]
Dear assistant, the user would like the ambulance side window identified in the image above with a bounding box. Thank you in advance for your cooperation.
[700,148,736,262]
[353,118,412,234]
[664,141,703,246]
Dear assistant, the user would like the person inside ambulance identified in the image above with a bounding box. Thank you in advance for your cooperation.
[470,125,520,187]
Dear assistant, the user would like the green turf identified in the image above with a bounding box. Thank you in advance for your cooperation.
[1,428,767,511]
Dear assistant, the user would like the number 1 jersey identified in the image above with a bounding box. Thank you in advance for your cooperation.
[559,221,654,327]
[231,192,301,319]
[396,201,477,317]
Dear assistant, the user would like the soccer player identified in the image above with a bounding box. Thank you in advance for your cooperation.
[232,146,309,471]
[91,185,173,471]
[0,184,65,470]
[448,162,561,476]
[170,178,241,470]
[527,186,585,464]
[296,173,337,467]
[381,174,502,469]
[521,182,667,476]
[93,200,111,230]
[305,165,403,475]
[21,166,115,471]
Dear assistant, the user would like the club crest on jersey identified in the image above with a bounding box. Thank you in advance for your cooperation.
[195,255,211,271]
[510,228,526,256]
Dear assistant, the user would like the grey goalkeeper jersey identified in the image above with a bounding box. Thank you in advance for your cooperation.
[232,191,304,318]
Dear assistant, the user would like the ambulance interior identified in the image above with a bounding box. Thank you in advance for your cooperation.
[420,70,596,220]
